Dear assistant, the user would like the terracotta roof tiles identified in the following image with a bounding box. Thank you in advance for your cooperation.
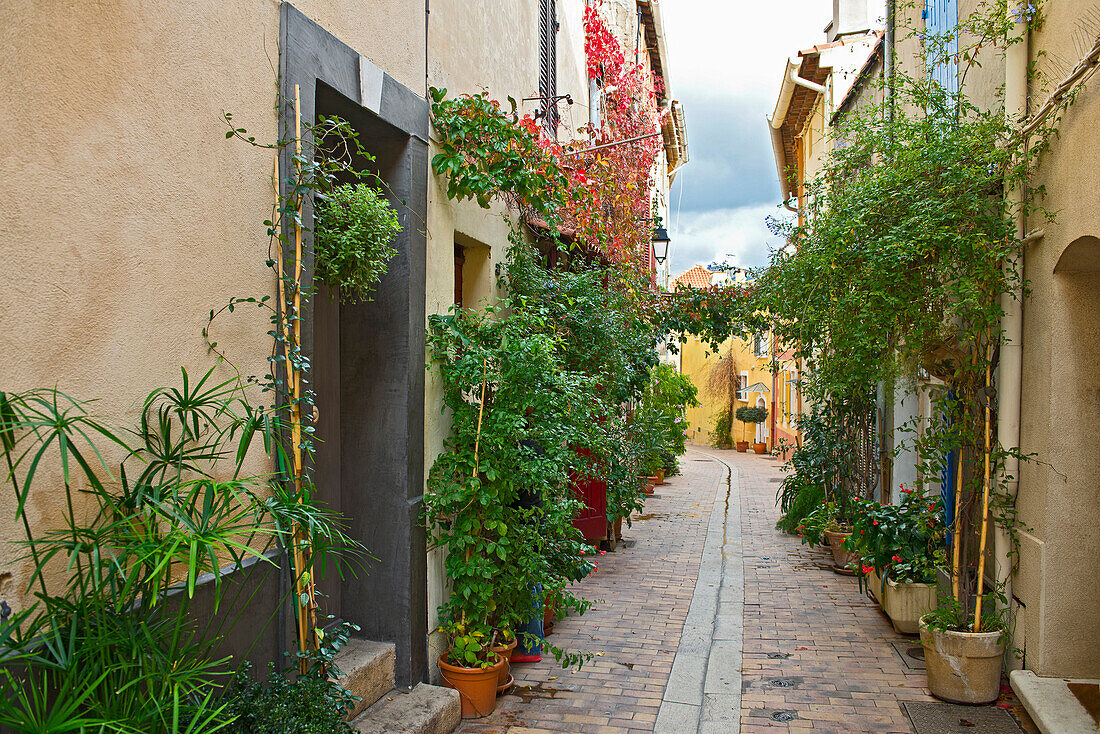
[673,264,712,290]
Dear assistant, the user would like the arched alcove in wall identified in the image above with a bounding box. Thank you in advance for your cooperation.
[1053,235,1100,273]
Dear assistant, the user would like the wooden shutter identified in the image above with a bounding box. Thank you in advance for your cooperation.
[539,0,558,134]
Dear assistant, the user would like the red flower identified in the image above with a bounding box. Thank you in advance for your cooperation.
[861,565,874,574]
[872,520,879,526]
[891,555,902,563]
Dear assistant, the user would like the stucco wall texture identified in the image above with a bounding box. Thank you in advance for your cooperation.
[0,0,425,619]
[1014,9,1100,679]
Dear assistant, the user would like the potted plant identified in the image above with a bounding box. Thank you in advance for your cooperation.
[735,405,768,454]
[845,489,945,633]
[799,502,858,574]
[489,628,517,693]
[920,600,1008,704]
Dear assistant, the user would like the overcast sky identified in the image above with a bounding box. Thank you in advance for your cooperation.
[661,1,832,278]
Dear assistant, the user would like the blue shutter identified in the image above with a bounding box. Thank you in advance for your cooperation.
[926,0,959,95]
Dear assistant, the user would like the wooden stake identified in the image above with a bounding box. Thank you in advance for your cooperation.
[974,338,993,632]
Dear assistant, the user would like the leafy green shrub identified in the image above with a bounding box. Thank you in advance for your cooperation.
[709,408,732,448]
[315,183,400,302]
[735,405,766,426]
[636,364,699,458]
[0,371,361,733]
[222,624,360,734]
[843,489,946,585]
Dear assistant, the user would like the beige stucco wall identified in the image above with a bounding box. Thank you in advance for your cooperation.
[885,1,1100,677]
[0,0,425,620]
[1010,9,1100,679]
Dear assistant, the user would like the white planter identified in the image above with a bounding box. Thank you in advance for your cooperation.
[884,578,937,635]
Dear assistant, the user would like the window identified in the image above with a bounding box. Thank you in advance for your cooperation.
[925,0,959,96]
[753,332,769,358]
[737,371,748,401]
[539,0,559,135]
[454,244,465,306]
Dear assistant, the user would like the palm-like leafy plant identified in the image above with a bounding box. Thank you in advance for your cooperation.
[0,368,363,732]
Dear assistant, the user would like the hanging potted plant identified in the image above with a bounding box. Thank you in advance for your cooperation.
[736,405,768,454]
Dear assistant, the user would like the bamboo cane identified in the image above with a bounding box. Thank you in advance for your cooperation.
[472,358,489,479]
[286,84,316,668]
[974,338,993,632]
[951,448,963,601]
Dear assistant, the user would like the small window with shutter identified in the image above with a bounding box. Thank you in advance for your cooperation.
[539,0,559,135]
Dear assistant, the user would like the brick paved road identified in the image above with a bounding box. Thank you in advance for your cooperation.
[721,448,935,734]
[455,446,1034,733]
[455,453,726,734]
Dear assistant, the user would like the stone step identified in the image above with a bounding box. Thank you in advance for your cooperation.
[350,683,461,734]
[333,638,396,720]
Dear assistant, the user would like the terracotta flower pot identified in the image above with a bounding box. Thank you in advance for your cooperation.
[823,530,859,574]
[752,442,767,454]
[919,616,1006,704]
[655,469,665,485]
[438,653,506,718]
[543,592,557,633]
[883,578,937,635]
[642,482,655,495]
[489,637,518,687]
[735,441,750,452]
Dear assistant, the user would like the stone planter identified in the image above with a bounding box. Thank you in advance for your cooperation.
[823,530,859,574]
[919,615,1006,704]
[863,568,884,606]
[883,578,937,634]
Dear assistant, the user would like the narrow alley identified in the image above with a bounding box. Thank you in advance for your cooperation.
[457,449,1037,734]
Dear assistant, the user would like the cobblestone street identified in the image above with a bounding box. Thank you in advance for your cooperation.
[456,448,1034,734]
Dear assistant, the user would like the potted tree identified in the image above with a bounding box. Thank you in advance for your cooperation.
[736,405,768,454]
[425,301,601,715]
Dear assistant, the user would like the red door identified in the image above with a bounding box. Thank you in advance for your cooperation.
[570,449,607,541]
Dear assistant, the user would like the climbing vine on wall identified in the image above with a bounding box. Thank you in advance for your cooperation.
[430,0,664,269]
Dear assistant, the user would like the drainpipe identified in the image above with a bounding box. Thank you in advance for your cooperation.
[790,69,827,95]
[996,0,1028,617]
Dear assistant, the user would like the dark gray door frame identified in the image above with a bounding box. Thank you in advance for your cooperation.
[278,3,429,688]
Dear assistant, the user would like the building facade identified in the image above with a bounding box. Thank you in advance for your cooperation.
[782,0,1100,685]
[0,0,686,694]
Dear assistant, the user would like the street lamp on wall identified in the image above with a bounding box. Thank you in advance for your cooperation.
[652,227,671,264]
